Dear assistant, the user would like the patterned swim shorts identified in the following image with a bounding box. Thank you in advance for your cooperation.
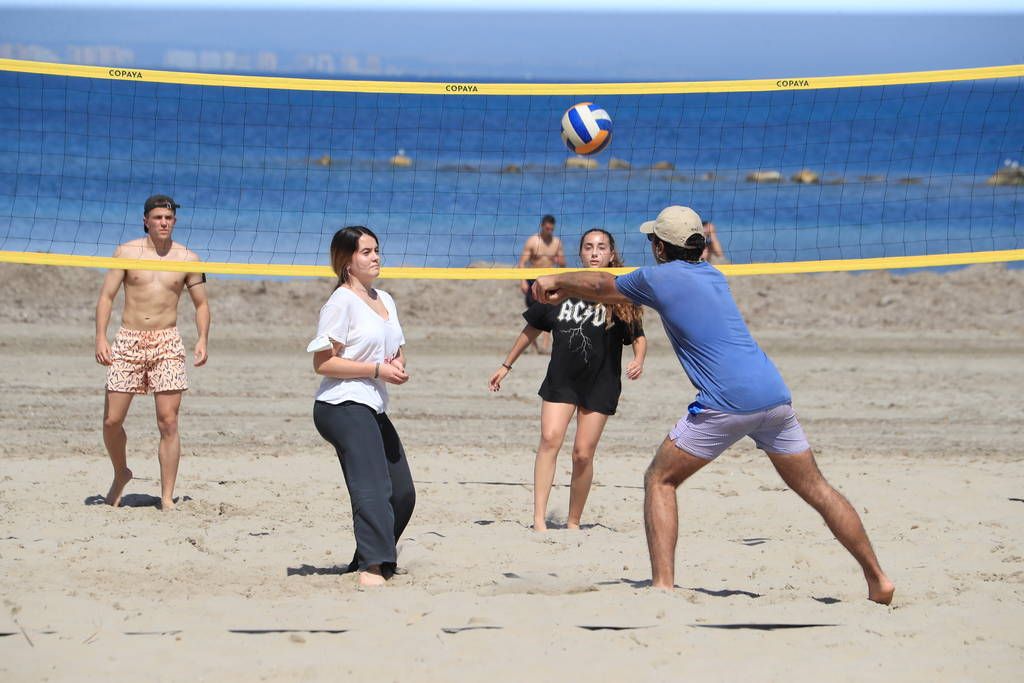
[106,327,188,394]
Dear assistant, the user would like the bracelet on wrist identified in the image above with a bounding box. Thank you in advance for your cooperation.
[373,362,381,379]
[502,363,513,371]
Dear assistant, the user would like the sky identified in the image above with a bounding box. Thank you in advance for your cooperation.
[2,0,1023,9]
[0,2,1021,80]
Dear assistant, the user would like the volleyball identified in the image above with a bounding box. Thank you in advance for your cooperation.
[560,102,612,155]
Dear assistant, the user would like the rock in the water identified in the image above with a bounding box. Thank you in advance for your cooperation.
[389,153,413,168]
[747,170,782,183]
[791,169,820,184]
[565,156,599,170]
[986,165,1024,186]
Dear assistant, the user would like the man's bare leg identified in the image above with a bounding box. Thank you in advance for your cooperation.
[527,331,550,355]
[566,408,609,529]
[768,450,895,605]
[528,334,541,354]
[643,438,709,588]
[154,391,183,511]
[102,391,135,506]
[533,401,575,530]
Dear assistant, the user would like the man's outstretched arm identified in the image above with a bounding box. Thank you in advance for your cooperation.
[532,270,632,306]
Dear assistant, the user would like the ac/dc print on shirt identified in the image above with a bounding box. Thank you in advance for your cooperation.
[524,298,644,416]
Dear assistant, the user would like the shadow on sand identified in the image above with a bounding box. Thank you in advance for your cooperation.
[693,623,836,631]
[84,494,190,508]
[536,520,617,531]
[690,586,762,599]
[286,563,356,577]
[598,578,765,598]
[813,596,842,604]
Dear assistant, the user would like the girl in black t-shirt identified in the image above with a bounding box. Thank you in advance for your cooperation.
[489,229,646,531]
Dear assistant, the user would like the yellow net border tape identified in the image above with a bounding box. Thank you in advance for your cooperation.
[2,249,1022,279]
[1,58,1022,95]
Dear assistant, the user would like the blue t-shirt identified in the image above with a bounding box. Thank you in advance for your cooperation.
[615,261,791,413]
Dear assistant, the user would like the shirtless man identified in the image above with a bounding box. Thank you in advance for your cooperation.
[95,195,210,510]
[518,215,565,353]
[701,220,727,263]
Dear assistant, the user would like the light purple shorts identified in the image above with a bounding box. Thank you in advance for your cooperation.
[669,403,810,461]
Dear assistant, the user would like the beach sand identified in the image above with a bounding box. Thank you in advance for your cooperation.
[1,262,1022,681]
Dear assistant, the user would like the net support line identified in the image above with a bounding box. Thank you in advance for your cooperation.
[2,249,1021,279]
[1,58,1022,95]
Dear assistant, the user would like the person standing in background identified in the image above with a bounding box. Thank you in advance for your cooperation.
[518,214,566,353]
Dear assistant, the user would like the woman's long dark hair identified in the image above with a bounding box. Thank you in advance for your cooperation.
[330,225,379,289]
[578,228,643,331]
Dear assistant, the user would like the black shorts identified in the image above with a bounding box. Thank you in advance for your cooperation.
[539,374,621,416]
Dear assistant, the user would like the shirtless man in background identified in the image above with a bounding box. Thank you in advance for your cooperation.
[701,220,727,264]
[95,195,210,510]
[518,214,565,353]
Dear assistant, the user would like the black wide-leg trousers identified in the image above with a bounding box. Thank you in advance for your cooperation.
[313,400,416,571]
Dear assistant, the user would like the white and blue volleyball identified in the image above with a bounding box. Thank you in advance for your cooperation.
[560,102,612,155]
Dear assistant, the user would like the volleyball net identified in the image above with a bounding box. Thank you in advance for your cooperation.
[1,58,1022,279]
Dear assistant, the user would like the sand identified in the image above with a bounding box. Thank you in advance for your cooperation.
[1,262,1022,681]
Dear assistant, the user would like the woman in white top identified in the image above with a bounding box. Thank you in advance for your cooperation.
[308,226,414,587]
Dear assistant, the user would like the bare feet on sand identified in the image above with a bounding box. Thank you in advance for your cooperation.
[868,575,896,605]
[359,566,386,587]
[532,520,547,531]
[104,468,133,507]
[159,497,176,512]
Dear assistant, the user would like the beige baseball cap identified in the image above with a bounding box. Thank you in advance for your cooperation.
[639,205,705,247]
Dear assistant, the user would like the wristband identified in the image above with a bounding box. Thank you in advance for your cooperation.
[374,362,381,379]
[502,363,513,371]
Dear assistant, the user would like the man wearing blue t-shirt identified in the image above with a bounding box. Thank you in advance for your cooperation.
[531,206,894,605]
